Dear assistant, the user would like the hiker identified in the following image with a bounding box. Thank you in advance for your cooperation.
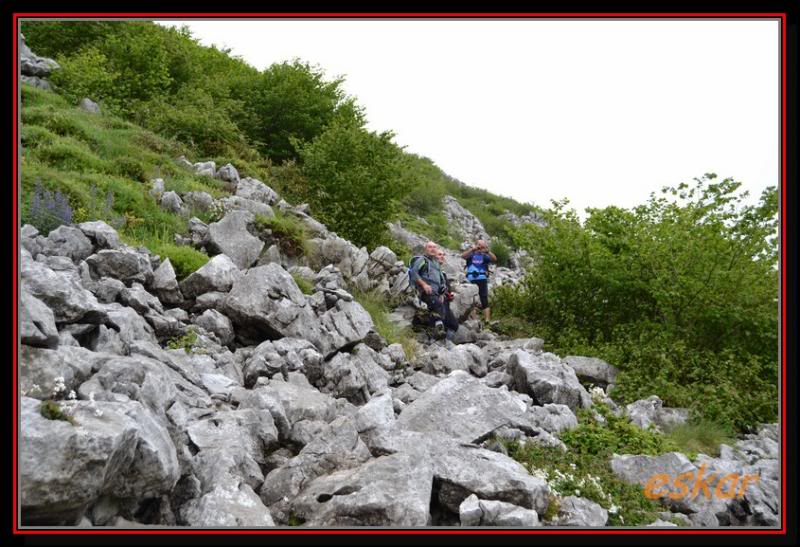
[408,241,453,339]
[461,239,497,322]
[435,248,459,341]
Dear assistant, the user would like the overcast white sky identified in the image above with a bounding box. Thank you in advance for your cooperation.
[158,19,780,216]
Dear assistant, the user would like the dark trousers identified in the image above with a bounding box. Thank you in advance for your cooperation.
[421,292,459,331]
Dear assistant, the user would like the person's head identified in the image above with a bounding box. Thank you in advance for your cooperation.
[475,239,488,251]
[436,249,446,264]
[424,241,438,257]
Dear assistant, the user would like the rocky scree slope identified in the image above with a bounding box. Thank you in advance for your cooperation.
[19,163,780,528]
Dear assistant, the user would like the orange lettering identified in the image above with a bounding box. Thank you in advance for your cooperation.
[737,474,760,498]
[644,474,671,499]
[714,473,740,500]
[669,470,695,500]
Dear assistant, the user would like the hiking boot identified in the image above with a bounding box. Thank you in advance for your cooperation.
[433,320,445,339]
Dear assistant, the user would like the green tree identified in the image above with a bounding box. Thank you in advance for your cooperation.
[298,121,412,248]
[49,46,120,110]
[251,60,363,162]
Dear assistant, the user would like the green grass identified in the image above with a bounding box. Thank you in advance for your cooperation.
[20,83,234,270]
[662,419,734,459]
[291,272,315,295]
[353,289,418,361]
[254,211,309,257]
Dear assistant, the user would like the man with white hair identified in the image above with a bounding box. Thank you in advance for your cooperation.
[408,241,449,338]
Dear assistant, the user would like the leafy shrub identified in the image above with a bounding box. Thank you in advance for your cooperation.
[298,121,413,249]
[505,176,778,432]
[561,402,679,457]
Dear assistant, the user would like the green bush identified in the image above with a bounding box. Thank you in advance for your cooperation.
[298,121,413,249]
[504,176,778,432]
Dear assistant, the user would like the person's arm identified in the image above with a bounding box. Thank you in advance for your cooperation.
[461,247,476,259]
[486,250,497,263]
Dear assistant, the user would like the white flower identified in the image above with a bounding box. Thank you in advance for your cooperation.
[30,384,41,393]
[68,390,77,400]
[574,489,580,496]
[608,505,619,514]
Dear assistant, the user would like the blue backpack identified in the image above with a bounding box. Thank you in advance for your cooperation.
[466,252,490,281]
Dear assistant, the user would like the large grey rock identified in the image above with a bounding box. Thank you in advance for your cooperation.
[22,252,109,325]
[119,282,163,315]
[215,163,240,185]
[217,196,275,218]
[194,309,234,346]
[182,191,214,212]
[443,195,489,244]
[305,344,390,405]
[207,210,264,270]
[555,496,608,526]
[318,299,374,357]
[563,355,619,387]
[459,494,540,527]
[181,483,274,527]
[20,345,98,400]
[418,343,487,377]
[20,287,58,348]
[450,283,480,321]
[241,339,323,388]
[625,395,690,432]
[290,451,433,527]
[259,416,372,516]
[239,378,338,439]
[305,235,370,291]
[149,258,183,305]
[395,371,534,443]
[610,452,697,502]
[187,409,278,466]
[193,160,216,177]
[507,350,592,411]
[160,191,186,215]
[235,176,277,204]
[78,221,122,250]
[20,34,59,77]
[21,75,53,90]
[179,254,240,299]
[85,248,154,285]
[222,263,323,347]
[20,397,178,525]
[79,97,101,114]
[527,404,578,435]
[39,225,94,262]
